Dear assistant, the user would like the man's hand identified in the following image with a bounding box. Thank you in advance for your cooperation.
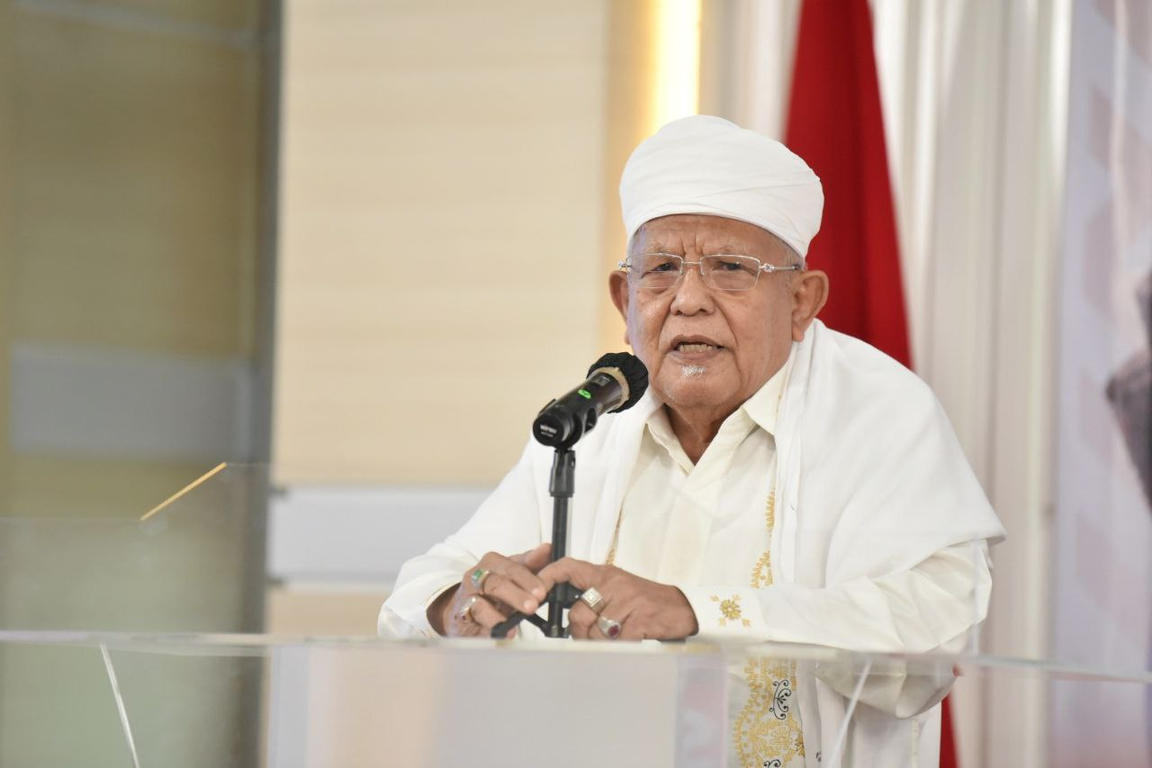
[429,543,552,638]
[536,557,699,640]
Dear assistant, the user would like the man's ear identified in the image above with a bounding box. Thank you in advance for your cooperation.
[790,270,829,341]
[609,271,632,346]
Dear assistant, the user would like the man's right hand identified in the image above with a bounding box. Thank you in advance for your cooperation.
[428,543,553,638]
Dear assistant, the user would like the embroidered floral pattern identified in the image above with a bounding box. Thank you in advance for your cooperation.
[733,659,805,766]
[734,487,804,767]
[750,492,776,588]
[711,594,752,627]
[768,679,793,720]
[751,551,772,590]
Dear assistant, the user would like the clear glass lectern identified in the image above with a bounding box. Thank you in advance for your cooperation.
[0,464,1148,767]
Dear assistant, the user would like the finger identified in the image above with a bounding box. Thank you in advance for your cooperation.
[509,542,548,567]
[467,596,510,631]
[478,553,549,604]
[612,603,644,641]
[537,557,600,592]
[566,599,599,640]
[514,542,553,573]
[445,595,484,638]
[479,593,515,616]
[469,557,540,614]
[591,609,632,641]
[478,570,545,616]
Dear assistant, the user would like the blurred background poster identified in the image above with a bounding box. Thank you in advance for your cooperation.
[1054,1,1152,765]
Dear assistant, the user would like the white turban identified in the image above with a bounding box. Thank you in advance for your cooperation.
[619,115,824,258]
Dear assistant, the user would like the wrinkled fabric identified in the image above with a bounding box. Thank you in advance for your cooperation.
[379,321,1005,766]
[620,115,824,257]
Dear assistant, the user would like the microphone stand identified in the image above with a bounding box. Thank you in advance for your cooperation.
[491,446,582,639]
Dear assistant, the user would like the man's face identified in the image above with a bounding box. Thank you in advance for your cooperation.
[610,214,821,416]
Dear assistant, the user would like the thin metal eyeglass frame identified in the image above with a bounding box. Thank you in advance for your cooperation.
[616,253,803,292]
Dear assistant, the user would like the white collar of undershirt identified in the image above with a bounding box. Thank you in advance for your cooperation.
[644,348,793,470]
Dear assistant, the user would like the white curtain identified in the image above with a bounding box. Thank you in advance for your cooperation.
[700,1,1073,765]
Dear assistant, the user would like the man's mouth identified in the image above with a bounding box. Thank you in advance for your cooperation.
[668,337,725,362]
[675,342,720,353]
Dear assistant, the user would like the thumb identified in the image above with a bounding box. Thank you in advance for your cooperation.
[517,542,553,572]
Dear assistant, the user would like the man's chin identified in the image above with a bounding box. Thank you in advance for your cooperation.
[654,370,734,410]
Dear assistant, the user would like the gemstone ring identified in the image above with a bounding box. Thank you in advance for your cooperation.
[597,615,622,639]
[578,587,607,614]
[470,567,492,594]
[455,595,479,623]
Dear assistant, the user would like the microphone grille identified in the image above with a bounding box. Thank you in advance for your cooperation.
[587,352,649,412]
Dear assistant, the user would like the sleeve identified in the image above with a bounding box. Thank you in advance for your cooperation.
[677,540,992,716]
[377,440,546,638]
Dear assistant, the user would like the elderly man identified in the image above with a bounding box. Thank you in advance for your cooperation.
[379,116,1004,766]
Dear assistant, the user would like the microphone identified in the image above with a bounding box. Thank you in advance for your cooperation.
[532,352,649,449]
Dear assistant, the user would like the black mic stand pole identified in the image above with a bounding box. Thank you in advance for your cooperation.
[491,446,581,639]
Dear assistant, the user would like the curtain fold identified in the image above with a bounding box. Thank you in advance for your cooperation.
[700,1,1074,765]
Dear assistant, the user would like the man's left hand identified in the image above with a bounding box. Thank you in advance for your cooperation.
[537,557,699,641]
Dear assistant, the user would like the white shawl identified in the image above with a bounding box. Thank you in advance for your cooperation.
[379,320,1005,765]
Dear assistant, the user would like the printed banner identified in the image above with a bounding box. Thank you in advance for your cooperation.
[1054,1,1152,765]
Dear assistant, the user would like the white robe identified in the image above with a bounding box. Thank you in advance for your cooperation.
[379,320,1006,766]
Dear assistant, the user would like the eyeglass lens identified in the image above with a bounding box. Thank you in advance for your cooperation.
[633,254,762,292]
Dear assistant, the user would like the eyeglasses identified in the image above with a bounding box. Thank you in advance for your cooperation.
[617,253,802,293]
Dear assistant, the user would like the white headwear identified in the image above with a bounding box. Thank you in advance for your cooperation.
[619,115,824,257]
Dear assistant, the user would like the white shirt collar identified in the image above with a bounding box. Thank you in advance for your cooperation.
[644,347,794,467]
[739,349,792,437]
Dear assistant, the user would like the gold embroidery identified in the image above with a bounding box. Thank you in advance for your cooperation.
[711,594,751,628]
[733,658,805,766]
[751,552,772,589]
[734,487,804,766]
[750,491,776,588]
[605,511,622,566]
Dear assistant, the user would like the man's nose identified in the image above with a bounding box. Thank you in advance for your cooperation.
[669,265,714,315]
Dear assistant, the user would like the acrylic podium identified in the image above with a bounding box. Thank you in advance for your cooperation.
[0,464,1148,767]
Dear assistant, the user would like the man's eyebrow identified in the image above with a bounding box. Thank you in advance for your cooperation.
[703,243,748,253]
[633,242,759,255]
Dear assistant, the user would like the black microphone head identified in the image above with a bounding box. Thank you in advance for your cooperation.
[587,352,648,413]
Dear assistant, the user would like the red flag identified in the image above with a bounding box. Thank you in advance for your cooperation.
[785,0,912,368]
[786,2,958,767]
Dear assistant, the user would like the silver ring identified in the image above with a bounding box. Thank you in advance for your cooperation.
[578,587,606,614]
[470,567,492,594]
[455,595,479,623]
[596,615,622,639]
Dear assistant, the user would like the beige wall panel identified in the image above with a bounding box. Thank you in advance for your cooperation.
[598,0,660,353]
[11,13,258,356]
[8,454,218,519]
[275,1,611,484]
[266,587,389,636]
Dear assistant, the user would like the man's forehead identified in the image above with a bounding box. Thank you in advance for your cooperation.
[630,215,781,253]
